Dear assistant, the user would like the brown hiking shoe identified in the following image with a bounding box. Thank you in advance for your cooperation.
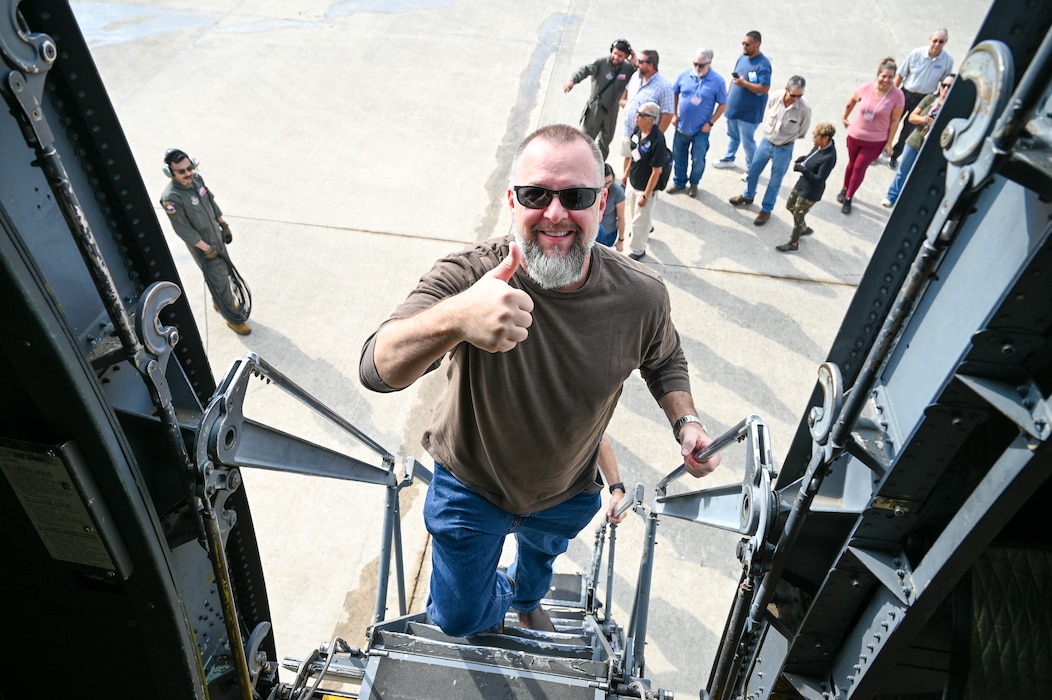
[729,195,754,206]
[226,321,252,335]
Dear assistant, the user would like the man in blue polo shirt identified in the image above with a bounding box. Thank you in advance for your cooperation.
[667,48,727,198]
[714,30,772,171]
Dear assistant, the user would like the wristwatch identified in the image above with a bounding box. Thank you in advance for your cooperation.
[672,414,706,443]
[608,482,626,494]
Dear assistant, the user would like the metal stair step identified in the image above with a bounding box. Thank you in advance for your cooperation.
[399,621,595,658]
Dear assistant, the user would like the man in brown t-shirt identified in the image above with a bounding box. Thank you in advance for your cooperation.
[360,124,720,637]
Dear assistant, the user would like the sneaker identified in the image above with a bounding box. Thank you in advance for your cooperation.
[628,251,646,261]
[889,158,898,169]
[687,184,698,197]
[835,188,847,204]
[713,159,736,169]
[728,195,754,206]
[740,172,748,182]
[881,198,894,208]
[775,241,799,253]
[226,321,252,335]
[667,184,685,194]
[753,211,771,226]
[800,226,814,236]
[841,198,852,214]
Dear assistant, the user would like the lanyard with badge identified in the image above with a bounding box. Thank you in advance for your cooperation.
[863,86,889,121]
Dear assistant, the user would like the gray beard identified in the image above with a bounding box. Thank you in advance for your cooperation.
[514,228,593,290]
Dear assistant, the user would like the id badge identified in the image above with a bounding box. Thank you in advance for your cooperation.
[863,112,875,121]
[631,147,642,162]
[690,95,701,106]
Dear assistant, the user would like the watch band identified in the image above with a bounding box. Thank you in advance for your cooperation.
[672,414,705,443]
[608,481,626,494]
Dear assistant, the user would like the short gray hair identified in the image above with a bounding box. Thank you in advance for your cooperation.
[786,75,806,90]
[695,48,714,63]
[638,101,661,119]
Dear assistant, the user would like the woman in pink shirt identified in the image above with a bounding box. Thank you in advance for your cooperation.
[837,58,905,214]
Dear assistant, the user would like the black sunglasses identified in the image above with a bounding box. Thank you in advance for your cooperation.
[514,185,602,210]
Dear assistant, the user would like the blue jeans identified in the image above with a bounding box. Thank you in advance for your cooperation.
[424,464,602,637]
[722,118,758,167]
[885,143,919,204]
[672,129,711,187]
[743,138,795,212]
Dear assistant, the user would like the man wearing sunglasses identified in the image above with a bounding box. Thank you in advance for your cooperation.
[714,31,771,171]
[668,48,727,198]
[360,124,720,638]
[730,76,812,226]
[622,102,671,260]
[159,148,251,335]
[619,50,674,170]
[890,29,954,167]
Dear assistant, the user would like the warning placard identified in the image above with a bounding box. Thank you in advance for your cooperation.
[0,443,115,570]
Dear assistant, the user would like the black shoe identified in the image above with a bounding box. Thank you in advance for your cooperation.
[889,158,898,169]
[628,251,646,261]
[835,188,847,204]
[800,226,814,236]
[775,241,799,253]
[841,198,852,214]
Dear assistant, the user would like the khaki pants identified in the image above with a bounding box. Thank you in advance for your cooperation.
[625,183,658,255]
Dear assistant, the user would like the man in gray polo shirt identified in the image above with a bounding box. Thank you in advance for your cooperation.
[890,28,954,167]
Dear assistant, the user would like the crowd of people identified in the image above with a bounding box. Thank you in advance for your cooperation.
[563,29,955,256]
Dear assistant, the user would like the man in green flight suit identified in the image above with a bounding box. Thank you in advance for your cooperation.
[564,38,637,160]
[159,148,251,335]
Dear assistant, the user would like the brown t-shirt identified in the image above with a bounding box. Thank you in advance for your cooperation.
[360,235,691,514]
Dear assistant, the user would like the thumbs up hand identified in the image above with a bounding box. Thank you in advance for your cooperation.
[458,242,534,352]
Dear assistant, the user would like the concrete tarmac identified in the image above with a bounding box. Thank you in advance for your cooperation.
[73,0,989,694]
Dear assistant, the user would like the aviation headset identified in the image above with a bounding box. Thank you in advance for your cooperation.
[610,38,632,54]
[162,148,198,178]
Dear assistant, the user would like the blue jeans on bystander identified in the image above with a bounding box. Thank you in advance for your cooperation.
[672,128,711,188]
[722,118,759,168]
[743,138,795,212]
[885,143,920,205]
